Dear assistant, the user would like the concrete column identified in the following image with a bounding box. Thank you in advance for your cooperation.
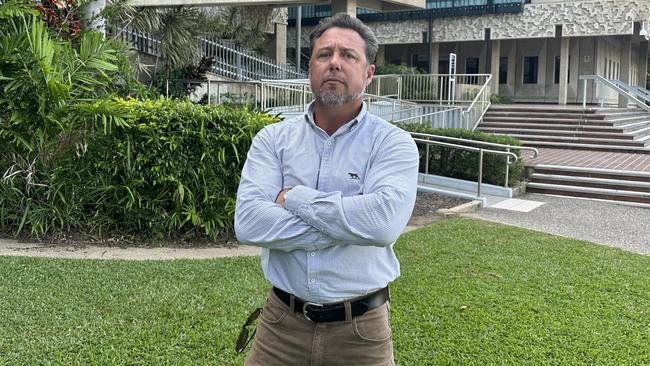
[480,42,488,74]
[638,41,648,87]
[508,41,516,88]
[376,45,386,66]
[490,40,500,94]
[619,35,632,107]
[400,46,409,65]
[331,0,357,17]
[272,23,287,65]
[558,37,570,105]
[429,42,439,74]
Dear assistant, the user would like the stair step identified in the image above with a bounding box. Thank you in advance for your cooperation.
[485,112,606,120]
[530,173,650,193]
[532,165,650,182]
[610,115,650,125]
[482,116,614,126]
[520,141,650,154]
[508,134,645,146]
[479,122,625,132]
[488,106,600,114]
[599,111,650,119]
[526,182,650,204]
[479,128,634,140]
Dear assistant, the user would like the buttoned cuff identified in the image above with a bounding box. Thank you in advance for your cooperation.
[284,185,319,217]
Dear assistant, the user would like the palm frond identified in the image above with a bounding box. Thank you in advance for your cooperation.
[0,0,38,20]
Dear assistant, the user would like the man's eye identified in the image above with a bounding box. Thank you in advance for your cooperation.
[317,53,331,59]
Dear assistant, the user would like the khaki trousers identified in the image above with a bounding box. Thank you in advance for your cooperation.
[244,289,395,366]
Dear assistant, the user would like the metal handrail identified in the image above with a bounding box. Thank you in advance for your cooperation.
[462,74,492,130]
[613,82,650,105]
[579,75,650,112]
[393,108,463,128]
[409,131,539,157]
[412,137,519,197]
[410,131,537,188]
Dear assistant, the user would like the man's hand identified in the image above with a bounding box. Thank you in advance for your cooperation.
[275,188,291,207]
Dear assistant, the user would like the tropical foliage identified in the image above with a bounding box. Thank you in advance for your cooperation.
[70,98,275,239]
[0,0,135,236]
[102,1,277,82]
[1,0,274,239]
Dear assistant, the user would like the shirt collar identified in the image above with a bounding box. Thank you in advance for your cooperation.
[304,100,368,136]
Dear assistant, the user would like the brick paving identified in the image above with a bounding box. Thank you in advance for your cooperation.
[523,148,650,173]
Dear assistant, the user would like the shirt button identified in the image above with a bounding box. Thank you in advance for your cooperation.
[327,141,332,146]
[310,252,316,257]
[310,279,316,283]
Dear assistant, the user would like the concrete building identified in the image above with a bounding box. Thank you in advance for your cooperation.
[287,0,650,105]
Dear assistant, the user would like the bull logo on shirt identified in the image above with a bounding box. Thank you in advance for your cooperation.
[348,172,360,180]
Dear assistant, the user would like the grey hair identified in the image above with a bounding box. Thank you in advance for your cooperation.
[309,13,378,65]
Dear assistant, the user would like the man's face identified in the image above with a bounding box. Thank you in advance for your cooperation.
[309,27,375,107]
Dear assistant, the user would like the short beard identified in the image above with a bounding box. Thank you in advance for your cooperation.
[314,89,363,106]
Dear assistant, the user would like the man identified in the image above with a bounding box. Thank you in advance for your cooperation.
[235,12,418,365]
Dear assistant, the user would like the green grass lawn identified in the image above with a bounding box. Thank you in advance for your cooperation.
[1,217,649,365]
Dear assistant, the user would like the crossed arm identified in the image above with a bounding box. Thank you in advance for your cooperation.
[234,127,419,252]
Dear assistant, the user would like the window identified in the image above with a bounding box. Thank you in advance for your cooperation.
[499,57,508,84]
[523,56,538,84]
[466,57,479,74]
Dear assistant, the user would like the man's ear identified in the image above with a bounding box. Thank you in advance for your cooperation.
[365,64,376,86]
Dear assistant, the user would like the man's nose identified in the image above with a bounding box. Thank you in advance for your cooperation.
[329,53,342,70]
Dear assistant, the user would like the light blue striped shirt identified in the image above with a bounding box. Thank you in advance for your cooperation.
[235,102,419,303]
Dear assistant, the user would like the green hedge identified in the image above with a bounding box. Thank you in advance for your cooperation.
[396,123,524,187]
[0,98,277,239]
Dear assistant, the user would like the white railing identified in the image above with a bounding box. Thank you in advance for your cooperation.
[366,75,400,98]
[412,137,519,197]
[579,75,650,112]
[200,38,306,81]
[115,28,306,81]
[187,75,492,132]
[609,80,650,105]
[115,28,161,56]
[394,107,464,129]
[369,74,490,104]
[462,74,492,131]
[411,131,538,189]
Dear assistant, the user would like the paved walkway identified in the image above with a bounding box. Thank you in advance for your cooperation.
[463,193,650,255]
[0,241,263,261]
[523,148,650,172]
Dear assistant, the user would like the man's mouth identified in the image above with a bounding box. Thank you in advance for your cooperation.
[323,78,345,85]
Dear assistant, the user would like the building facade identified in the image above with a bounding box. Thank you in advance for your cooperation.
[288,0,650,105]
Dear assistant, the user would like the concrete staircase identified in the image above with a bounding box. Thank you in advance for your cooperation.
[478,105,650,154]
[526,165,650,207]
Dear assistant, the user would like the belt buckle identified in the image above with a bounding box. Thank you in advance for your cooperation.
[302,301,323,321]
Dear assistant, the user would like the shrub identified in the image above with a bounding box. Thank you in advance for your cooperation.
[0,98,277,240]
[375,63,421,75]
[396,123,524,187]
[490,94,514,104]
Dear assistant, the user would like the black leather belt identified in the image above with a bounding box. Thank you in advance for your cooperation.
[272,286,389,323]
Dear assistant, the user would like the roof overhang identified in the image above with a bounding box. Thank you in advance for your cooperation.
[127,0,424,10]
